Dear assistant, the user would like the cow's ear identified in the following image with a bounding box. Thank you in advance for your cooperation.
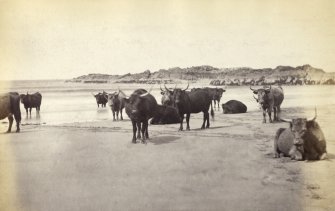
[160,91,164,95]
[253,91,258,94]
[265,90,271,94]
[123,98,130,103]
[307,120,316,128]
[289,122,293,128]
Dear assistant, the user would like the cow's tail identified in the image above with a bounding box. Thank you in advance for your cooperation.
[210,101,214,121]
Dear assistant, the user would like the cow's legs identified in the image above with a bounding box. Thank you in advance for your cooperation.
[131,120,137,143]
[29,108,32,116]
[186,113,190,131]
[262,109,267,123]
[268,109,273,123]
[201,112,206,129]
[206,111,210,128]
[116,110,119,120]
[136,122,141,139]
[179,114,184,131]
[141,120,148,144]
[6,115,13,133]
[112,111,116,121]
[273,107,277,122]
[120,108,123,120]
[25,108,28,117]
[276,106,281,121]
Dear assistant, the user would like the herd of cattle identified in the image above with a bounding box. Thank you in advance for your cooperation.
[0,85,327,161]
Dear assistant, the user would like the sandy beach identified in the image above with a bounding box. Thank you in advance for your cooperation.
[1,101,334,211]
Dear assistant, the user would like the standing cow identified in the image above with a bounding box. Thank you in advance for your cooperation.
[190,87,226,111]
[0,92,21,133]
[164,84,214,131]
[20,92,42,116]
[124,89,158,144]
[92,91,108,108]
[108,91,125,121]
[250,85,284,123]
[274,109,327,161]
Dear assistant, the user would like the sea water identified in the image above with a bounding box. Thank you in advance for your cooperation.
[0,80,334,126]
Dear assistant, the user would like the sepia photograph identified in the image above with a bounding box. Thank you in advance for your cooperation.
[1,0,334,210]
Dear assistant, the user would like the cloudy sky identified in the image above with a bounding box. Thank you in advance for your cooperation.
[1,0,334,80]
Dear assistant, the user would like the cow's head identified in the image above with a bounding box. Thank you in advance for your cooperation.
[123,89,150,114]
[221,103,231,114]
[171,83,189,106]
[250,86,271,105]
[215,87,226,99]
[20,93,29,104]
[281,108,317,145]
[160,85,174,106]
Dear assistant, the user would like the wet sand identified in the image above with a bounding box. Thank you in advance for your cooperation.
[1,104,334,211]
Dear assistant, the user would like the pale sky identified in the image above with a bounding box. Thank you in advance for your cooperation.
[1,0,334,80]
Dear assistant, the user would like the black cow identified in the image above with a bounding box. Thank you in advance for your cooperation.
[124,89,158,144]
[20,92,42,116]
[221,100,247,114]
[108,91,125,121]
[164,84,214,131]
[191,87,226,110]
[150,105,181,125]
[92,91,108,107]
[250,86,284,123]
[0,92,21,133]
[274,109,327,161]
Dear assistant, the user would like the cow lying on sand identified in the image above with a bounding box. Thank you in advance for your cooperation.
[221,100,247,114]
[274,109,327,161]
[0,92,21,133]
[150,105,181,125]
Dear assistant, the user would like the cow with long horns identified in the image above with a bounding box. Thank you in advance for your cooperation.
[274,109,327,161]
[164,83,214,131]
[250,85,284,123]
[92,91,108,108]
[123,88,158,144]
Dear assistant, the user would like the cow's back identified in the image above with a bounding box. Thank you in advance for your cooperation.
[188,90,211,113]
[304,121,327,159]
[276,128,294,156]
[272,87,284,106]
[0,94,11,119]
[224,100,247,113]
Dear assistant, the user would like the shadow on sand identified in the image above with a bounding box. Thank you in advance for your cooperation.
[149,136,180,145]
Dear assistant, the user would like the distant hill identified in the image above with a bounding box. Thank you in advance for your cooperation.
[66,64,335,85]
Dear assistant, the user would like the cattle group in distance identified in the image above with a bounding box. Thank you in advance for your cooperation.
[0,84,327,161]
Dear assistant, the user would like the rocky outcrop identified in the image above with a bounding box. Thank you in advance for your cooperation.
[66,64,335,85]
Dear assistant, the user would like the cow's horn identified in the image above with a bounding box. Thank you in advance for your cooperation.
[280,118,292,123]
[308,107,317,121]
[160,85,164,92]
[140,92,149,97]
[183,83,189,91]
[91,92,96,96]
[164,84,172,92]
[253,95,258,101]
[250,86,256,91]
